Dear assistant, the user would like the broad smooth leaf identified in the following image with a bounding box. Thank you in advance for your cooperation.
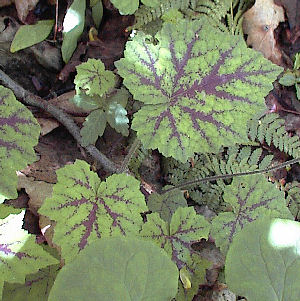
[211,174,293,254]
[38,160,148,263]
[0,211,58,297]
[61,0,86,63]
[10,20,54,52]
[48,237,178,301]
[90,0,103,28]
[110,0,139,15]
[0,86,40,202]
[226,217,300,301]
[115,19,283,162]
[74,58,116,97]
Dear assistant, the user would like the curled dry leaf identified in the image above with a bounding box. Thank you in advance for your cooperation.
[243,0,285,65]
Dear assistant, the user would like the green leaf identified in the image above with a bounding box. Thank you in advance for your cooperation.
[48,237,178,301]
[296,83,300,100]
[74,58,116,97]
[0,204,22,219]
[0,86,40,202]
[176,254,212,301]
[140,207,210,299]
[211,174,293,254]
[10,20,54,53]
[2,264,59,301]
[38,160,148,264]
[80,109,107,146]
[140,207,210,286]
[91,0,103,28]
[70,93,102,111]
[106,102,129,136]
[110,0,139,15]
[147,188,187,223]
[279,72,296,86]
[0,211,59,298]
[141,0,160,8]
[62,0,86,63]
[115,19,283,162]
[225,217,300,301]
[294,53,300,70]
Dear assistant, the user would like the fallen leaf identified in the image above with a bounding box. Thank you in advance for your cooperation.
[0,0,13,7]
[17,172,53,215]
[243,0,285,65]
[15,0,39,23]
[37,117,60,136]
[278,0,300,31]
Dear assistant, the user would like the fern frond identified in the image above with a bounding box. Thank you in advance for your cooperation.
[163,145,273,212]
[248,113,300,158]
[195,0,232,21]
[128,144,150,179]
[133,0,192,29]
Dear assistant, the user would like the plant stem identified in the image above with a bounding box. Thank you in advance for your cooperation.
[0,69,118,174]
[117,137,141,173]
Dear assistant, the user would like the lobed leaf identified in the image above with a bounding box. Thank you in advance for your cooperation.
[211,174,293,254]
[147,188,187,223]
[38,160,148,263]
[225,217,300,301]
[48,237,178,301]
[0,211,58,298]
[74,59,116,97]
[115,19,283,162]
[2,264,59,301]
[0,86,40,202]
[140,207,210,272]
[10,20,54,53]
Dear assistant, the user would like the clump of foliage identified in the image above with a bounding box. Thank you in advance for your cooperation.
[1,0,300,300]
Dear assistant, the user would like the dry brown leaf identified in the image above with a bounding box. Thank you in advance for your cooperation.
[17,172,53,215]
[15,0,38,23]
[242,0,285,65]
[0,0,13,7]
[37,117,60,136]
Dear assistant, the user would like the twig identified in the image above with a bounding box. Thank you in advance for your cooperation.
[0,69,118,174]
[117,137,141,173]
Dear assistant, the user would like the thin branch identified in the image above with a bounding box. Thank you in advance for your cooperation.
[117,137,141,173]
[162,157,300,194]
[0,69,118,174]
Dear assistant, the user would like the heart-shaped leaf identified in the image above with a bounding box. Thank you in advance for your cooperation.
[115,19,283,162]
[211,174,293,254]
[38,160,148,263]
[0,86,40,202]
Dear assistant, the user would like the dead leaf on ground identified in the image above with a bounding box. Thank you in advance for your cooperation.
[17,172,53,215]
[243,0,285,65]
[15,0,39,23]
[277,0,300,31]
[0,0,13,7]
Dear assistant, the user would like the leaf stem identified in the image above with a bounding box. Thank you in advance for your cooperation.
[0,69,119,174]
[162,157,300,194]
